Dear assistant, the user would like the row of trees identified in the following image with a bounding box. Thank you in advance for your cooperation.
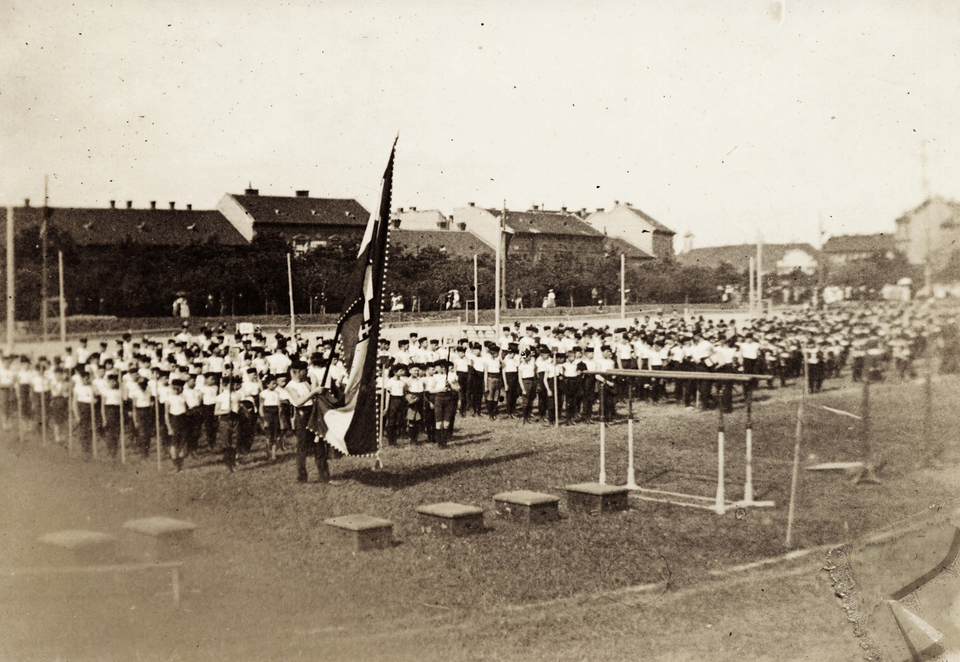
[0,226,934,321]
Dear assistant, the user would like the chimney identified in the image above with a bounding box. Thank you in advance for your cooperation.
[468,202,475,207]
[457,222,466,231]
[409,206,417,212]
[295,190,309,198]
[613,200,619,206]
[126,201,133,209]
[625,202,632,207]
[532,205,539,211]
[397,207,404,213]
[109,200,116,209]
[596,207,604,213]
[580,207,587,216]
[169,201,176,210]
[150,201,157,210]
[23,198,30,207]
[560,206,567,212]
[244,188,259,196]
[187,204,193,211]
[391,219,401,229]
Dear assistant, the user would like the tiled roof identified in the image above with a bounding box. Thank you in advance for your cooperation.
[12,205,247,246]
[676,243,817,272]
[603,236,655,260]
[231,194,369,227]
[390,229,493,257]
[488,208,604,237]
[622,205,676,235]
[821,234,895,254]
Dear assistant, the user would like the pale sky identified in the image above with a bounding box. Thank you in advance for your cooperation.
[3,0,959,249]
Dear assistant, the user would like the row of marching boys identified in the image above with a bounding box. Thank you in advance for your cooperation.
[0,338,348,479]
[379,335,620,445]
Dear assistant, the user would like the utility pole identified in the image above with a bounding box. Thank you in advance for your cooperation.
[817,213,826,309]
[58,251,66,344]
[495,202,504,330]
[41,176,49,343]
[620,253,626,319]
[756,232,763,316]
[286,253,295,336]
[6,205,14,353]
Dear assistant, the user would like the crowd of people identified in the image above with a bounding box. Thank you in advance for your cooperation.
[0,300,954,483]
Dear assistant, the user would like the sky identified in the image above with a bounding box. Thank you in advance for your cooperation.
[3,0,960,250]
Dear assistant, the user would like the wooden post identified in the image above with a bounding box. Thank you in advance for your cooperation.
[626,382,637,489]
[599,382,606,485]
[553,355,559,428]
[40,387,47,447]
[15,377,24,444]
[860,356,871,463]
[713,398,726,514]
[90,397,98,459]
[67,380,74,456]
[743,385,754,504]
[155,388,162,472]
[786,358,807,548]
[924,338,935,462]
[119,384,126,465]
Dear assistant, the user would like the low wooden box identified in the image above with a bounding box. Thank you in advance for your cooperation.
[416,502,485,536]
[38,530,118,566]
[493,490,560,524]
[565,483,630,514]
[123,517,197,561]
[324,514,394,551]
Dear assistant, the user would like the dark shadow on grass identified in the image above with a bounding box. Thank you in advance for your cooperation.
[448,431,493,443]
[336,450,538,489]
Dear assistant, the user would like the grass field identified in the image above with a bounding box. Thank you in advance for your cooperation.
[1,370,958,661]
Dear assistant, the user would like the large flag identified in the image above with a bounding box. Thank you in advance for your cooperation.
[311,139,396,455]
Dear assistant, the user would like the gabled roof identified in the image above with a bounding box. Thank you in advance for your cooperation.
[603,236,655,260]
[488,208,603,237]
[676,243,817,272]
[228,193,369,227]
[821,234,896,254]
[12,205,247,246]
[895,197,960,224]
[620,205,676,235]
[390,228,493,257]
